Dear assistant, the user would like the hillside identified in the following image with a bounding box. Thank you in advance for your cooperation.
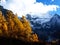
[0,5,39,43]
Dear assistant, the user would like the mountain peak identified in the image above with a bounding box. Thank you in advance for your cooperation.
[50,14,60,21]
[53,14,60,18]
[50,13,60,27]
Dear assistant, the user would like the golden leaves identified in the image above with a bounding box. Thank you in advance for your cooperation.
[0,29,2,34]
[2,23,8,31]
[0,10,39,42]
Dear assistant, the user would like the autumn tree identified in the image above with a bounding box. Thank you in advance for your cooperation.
[0,11,8,37]
[0,6,39,42]
[19,16,39,42]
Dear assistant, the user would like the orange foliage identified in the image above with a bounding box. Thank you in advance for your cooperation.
[0,10,39,42]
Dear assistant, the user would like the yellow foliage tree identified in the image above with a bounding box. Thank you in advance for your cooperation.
[20,16,39,42]
[0,10,39,42]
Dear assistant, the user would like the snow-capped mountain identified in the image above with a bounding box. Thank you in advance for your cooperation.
[26,14,60,41]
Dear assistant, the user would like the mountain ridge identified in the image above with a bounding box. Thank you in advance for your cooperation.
[26,13,60,42]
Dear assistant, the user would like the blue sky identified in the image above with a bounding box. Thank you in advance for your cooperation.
[0,0,60,17]
[36,0,60,15]
[36,0,60,5]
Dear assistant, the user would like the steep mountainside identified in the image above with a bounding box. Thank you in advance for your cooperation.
[26,13,60,42]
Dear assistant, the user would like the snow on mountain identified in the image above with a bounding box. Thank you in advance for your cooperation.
[26,14,60,42]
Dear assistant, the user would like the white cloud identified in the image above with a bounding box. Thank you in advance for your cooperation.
[0,0,60,17]
[0,0,6,5]
[0,0,6,2]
